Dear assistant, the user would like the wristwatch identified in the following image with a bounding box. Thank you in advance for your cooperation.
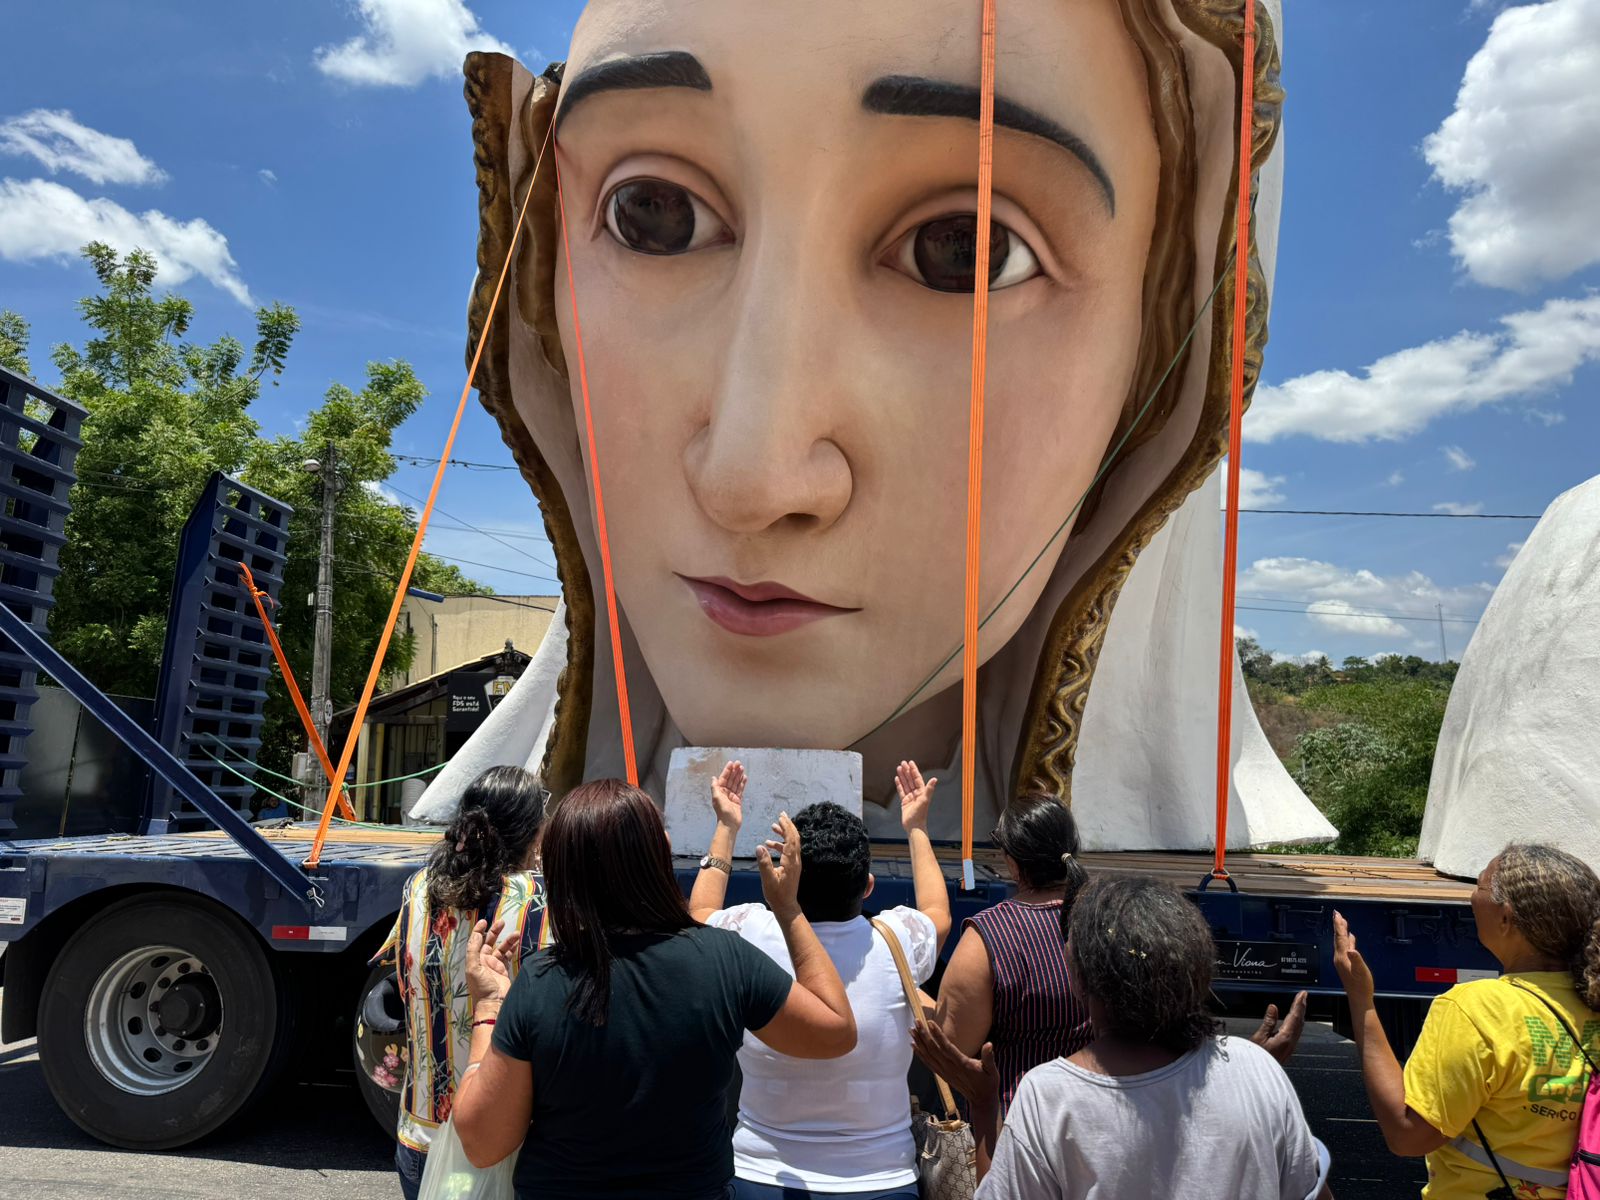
[699,854,733,875]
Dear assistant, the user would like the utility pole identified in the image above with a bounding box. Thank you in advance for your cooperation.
[308,444,338,757]
[1436,602,1448,663]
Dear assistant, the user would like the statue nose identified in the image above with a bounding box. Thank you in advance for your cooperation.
[684,411,852,536]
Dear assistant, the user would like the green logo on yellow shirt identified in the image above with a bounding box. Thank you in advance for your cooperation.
[1525,1015,1600,1105]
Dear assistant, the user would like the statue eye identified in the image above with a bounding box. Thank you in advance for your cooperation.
[889,214,1042,293]
[603,179,732,256]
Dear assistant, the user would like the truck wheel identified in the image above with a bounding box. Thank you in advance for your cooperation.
[352,960,404,1135]
[37,894,288,1149]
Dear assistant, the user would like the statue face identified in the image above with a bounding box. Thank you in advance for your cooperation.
[544,0,1159,749]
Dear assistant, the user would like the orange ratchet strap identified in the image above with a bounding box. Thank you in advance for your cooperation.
[960,0,999,892]
[553,144,639,786]
[237,562,355,820]
[306,121,555,868]
[1211,1,1258,886]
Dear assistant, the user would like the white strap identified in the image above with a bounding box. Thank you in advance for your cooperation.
[1448,1135,1570,1189]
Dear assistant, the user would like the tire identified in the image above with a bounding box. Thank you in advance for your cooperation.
[37,893,290,1149]
[352,960,404,1135]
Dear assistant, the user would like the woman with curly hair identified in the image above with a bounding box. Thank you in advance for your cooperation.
[917,875,1323,1198]
[1335,843,1600,1198]
[377,764,548,1200]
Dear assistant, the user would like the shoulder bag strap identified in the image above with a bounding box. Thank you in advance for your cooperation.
[871,916,960,1122]
[1510,979,1599,1074]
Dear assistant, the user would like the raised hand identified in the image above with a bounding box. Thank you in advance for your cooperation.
[1250,989,1309,1066]
[757,811,803,920]
[711,760,747,831]
[895,760,938,834]
[1332,911,1375,1004]
[465,918,512,1010]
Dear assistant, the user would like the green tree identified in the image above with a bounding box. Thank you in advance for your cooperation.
[244,366,487,778]
[1,310,30,376]
[1289,681,1452,856]
[37,244,486,790]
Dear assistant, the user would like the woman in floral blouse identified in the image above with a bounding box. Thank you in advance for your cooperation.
[377,765,548,1200]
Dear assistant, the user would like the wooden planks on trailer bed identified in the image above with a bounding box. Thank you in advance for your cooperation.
[870,843,1476,904]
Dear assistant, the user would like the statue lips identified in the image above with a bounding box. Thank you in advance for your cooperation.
[677,575,858,637]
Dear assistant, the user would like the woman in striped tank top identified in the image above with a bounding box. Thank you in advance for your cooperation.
[936,794,1093,1111]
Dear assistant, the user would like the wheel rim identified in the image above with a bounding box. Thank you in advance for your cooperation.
[85,945,222,1095]
[354,970,405,1099]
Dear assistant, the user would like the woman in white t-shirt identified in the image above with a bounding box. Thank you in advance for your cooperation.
[688,760,953,1199]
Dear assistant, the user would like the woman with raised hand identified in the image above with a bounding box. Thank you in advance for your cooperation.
[935,793,1094,1112]
[376,764,549,1200]
[1335,842,1600,1199]
[916,876,1323,1199]
[450,778,856,1200]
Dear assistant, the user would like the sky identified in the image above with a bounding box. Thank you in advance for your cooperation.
[1,0,1597,667]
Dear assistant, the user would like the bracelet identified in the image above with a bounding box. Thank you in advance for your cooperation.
[472,1017,497,1029]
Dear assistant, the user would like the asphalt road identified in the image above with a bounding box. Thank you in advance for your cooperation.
[0,1010,1426,1200]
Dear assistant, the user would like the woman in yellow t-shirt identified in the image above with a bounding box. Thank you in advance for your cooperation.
[1334,843,1600,1198]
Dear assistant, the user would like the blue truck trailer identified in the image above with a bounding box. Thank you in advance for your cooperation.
[0,362,1497,1148]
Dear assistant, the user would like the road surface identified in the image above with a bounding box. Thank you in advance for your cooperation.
[0,1000,1425,1199]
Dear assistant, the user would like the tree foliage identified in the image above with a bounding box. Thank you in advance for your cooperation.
[1240,637,1456,856]
[1,309,31,376]
[36,244,486,784]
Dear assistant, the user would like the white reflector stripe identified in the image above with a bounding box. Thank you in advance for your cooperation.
[271,925,348,942]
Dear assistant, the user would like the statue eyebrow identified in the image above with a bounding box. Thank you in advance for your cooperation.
[863,76,1115,215]
[554,51,713,133]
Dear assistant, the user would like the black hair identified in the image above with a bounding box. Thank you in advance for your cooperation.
[1067,876,1221,1055]
[994,793,1088,904]
[542,778,695,1025]
[426,764,547,912]
[791,802,872,923]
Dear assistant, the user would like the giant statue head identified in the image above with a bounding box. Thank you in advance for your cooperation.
[460,0,1285,835]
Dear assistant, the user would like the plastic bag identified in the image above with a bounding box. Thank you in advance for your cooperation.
[417,1117,517,1200]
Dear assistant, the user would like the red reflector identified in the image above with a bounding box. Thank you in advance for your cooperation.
[1416,967,1457,983]
[272,925,310,941]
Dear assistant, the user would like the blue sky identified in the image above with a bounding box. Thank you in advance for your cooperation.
[2,0,1596,666]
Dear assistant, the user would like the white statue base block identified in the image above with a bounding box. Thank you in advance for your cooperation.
[665,748,863,859]
[1420,474,1600,878]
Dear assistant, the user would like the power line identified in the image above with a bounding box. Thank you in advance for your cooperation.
[384,481,559,570]
[1235,598,1484,624]
[1238,507,1540,520]
[1235,604,1480,626]
[394,453,517,472]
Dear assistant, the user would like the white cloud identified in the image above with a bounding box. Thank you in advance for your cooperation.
[0,109,166,186]
[258,168,278,186]
[1226,466,1286,509]
[1423,0,1600,289]
[314,0,514,87]
[0,178,252,305]
[1493,540,1526,568]
[1248,293,1600,442]
[1442,445,1477,471]
[1234,624,1258,641]
[1387,470,1406,487]
[1433,501,1485,515]
[1303,599,1409,639]
[1239,556,1493,644]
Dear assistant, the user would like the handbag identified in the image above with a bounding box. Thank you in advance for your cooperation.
[871,917,977,1200]
[416,1114,516,1200]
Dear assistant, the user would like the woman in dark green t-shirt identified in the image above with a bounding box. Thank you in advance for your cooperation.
[452,775,858,1200]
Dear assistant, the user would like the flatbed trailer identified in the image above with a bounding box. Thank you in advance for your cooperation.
[0,823,1494,1148]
